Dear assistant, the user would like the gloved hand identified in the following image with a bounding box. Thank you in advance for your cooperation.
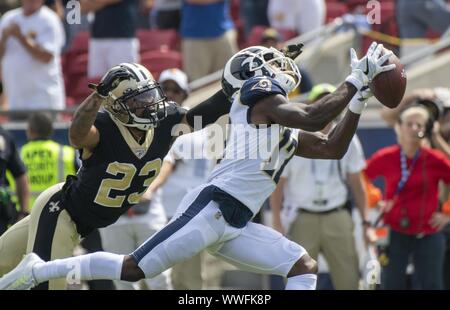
[359,85,373,101]
[348,85,373,114]
[88,66,131,97]
[280,43,304,60]
[345,42,396,90]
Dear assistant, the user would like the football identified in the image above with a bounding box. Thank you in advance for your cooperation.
[369,49,407,108]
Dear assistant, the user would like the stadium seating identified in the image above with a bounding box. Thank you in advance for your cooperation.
[140,48,183,79]
[362,1,398,54]
[245,26,297,48]
[61,29,185,105]
[342,0,368,11]
[69,76,101,104]
[230,0,240,22]
[65,31,90,56]
[64,53,88,101]
[65,53,88,77]
[325,2,349,24]
[137,29,179,53]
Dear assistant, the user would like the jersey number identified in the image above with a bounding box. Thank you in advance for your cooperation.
[263,129,297,183]
[94,159,161,208]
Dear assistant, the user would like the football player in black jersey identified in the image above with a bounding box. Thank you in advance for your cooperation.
[0,62,231,289]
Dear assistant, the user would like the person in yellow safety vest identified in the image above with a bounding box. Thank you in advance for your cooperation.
[20,112,78,208]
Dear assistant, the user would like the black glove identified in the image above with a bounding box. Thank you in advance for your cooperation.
[281,43,304,60]
[88,67,131,97]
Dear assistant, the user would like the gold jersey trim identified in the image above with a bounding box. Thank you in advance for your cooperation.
[110,116,154,159]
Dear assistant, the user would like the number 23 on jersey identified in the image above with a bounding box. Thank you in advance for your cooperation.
[94,159,161,208]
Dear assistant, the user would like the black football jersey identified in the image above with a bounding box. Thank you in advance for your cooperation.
[63,103,185,236]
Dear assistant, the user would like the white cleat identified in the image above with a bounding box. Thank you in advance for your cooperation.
[0,253,42,290]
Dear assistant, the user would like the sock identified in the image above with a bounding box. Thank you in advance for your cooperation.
[33,252,124,284]
[285,274,317,290]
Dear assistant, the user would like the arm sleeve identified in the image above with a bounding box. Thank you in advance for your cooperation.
[185,90,232,128]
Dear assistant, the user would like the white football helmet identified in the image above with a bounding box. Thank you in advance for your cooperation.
[103,63,168,131]
[221,46,302,99]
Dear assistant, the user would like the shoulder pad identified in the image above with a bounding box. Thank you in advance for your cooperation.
[240,76,286,107]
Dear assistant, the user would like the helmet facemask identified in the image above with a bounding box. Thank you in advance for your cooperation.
[222,46,302,99]
[248,47,302,93]
[107,81,167,131]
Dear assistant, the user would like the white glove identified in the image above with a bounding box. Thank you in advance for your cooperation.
[349,85,373,114]
[359,85,373,101]
[345,42,396,90]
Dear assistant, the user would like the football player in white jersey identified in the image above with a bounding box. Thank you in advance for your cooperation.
[0,42,395,290]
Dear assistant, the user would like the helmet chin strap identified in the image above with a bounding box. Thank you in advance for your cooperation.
[275,73,298,94]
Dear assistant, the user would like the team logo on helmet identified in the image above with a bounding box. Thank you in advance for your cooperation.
[222,46,301,99]
[103,63,168,131]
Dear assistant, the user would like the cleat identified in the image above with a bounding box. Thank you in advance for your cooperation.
[0,253,42,290]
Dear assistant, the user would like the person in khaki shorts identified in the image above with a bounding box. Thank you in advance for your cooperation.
[270,84,373,290]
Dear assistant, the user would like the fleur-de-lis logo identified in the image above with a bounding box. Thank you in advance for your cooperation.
[49,201,60,213]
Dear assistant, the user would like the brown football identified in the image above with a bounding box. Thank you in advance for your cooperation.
[369,49,407,108]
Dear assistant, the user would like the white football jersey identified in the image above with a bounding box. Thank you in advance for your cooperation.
[208,76,298,215]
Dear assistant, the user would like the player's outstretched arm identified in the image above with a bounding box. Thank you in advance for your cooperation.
[180,89,232,131]
[253,82,357,131]
[69,93,103,150]
[253,42,395,131]
[69,67,130,150]
[295,89,371,159]
[294,110,360,159]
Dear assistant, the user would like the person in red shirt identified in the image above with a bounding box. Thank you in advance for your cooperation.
[365,105,450,290]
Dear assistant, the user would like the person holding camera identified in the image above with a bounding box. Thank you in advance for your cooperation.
[380,87,450,289]
[380,87,450,157]
[366,105,450,289]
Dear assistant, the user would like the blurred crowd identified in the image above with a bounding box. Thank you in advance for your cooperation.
[0,0,447,116]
